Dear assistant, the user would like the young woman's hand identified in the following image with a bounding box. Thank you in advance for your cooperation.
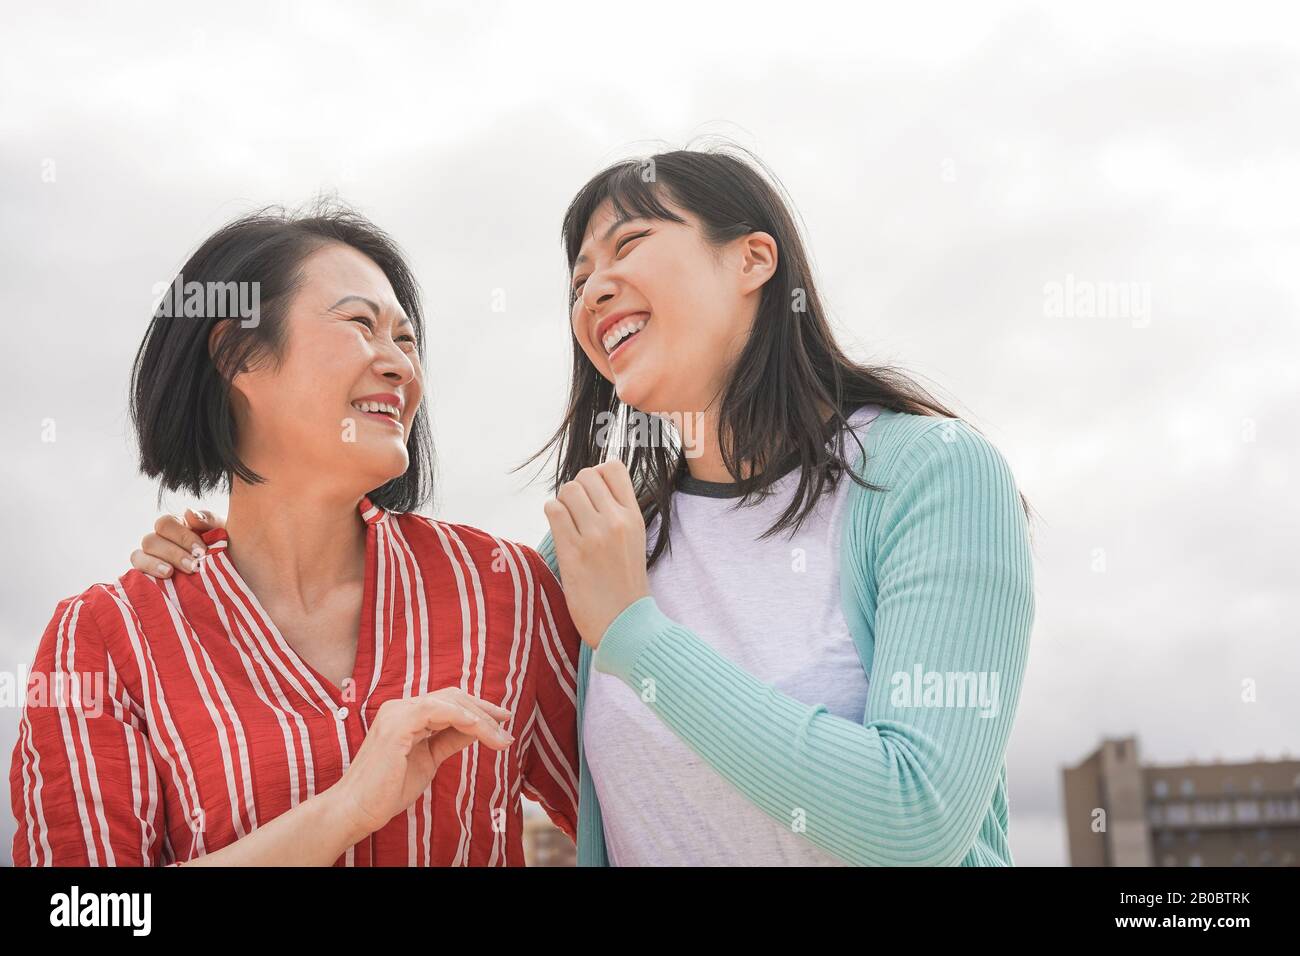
[331,688,514,840]
[130,508,224,578]
[543,459,650,650]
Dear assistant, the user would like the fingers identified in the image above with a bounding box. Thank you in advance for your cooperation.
[543,498,578,544]
[553,463,638,544]
[574,467,618,513]
[556,477,598,534]
[596,459,638,509]
[185,507,224,531]
[131,548,174,580]
[141,531,201,575]
[153,512,209,560]
[426,728,475,761]
[452,701,514,748]
[153,512,185,539]
[453,691,512,723]
[439,705,513,751]
[419,692,514,750]
[373,693,514,767]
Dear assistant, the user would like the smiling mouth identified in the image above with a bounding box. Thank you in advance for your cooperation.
[351,400,402,427]
[602,314,649,358]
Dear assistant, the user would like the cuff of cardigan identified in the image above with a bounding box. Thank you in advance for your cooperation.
[592,595,675,682]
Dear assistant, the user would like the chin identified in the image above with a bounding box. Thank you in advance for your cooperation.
[613,373,661,414]
[352,442,409,487]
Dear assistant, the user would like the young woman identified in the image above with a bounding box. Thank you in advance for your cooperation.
[133,148,1035,866]
[9,207,580,866]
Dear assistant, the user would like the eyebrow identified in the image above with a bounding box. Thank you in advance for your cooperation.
[328,294,413,329]
[573,216,647,267]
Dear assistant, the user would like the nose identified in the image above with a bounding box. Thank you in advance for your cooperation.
[372,336,418,387]
[580,268,618,315]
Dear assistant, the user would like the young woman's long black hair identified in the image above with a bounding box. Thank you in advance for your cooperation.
[523,146,1026,568]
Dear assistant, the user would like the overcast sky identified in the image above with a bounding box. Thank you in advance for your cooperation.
[2,1,1297,866]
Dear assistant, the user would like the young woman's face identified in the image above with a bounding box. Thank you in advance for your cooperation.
[228,242,423,496]
[569,198,767,415]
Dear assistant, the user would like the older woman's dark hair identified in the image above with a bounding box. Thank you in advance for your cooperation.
[129,200,434,513]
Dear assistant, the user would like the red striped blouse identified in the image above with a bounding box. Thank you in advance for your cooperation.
[9,497,580,866]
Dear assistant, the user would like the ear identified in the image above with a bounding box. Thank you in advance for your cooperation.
[207,320,253,409]
[207,319,245,381]
[736,230,778,295]
[207,319,230,363]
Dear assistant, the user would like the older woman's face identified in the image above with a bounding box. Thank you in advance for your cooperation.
[229,242,423,497]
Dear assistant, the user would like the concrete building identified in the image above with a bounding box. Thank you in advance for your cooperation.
[1063,736,1300,866]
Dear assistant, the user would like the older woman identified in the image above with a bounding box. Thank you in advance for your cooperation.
[9,205,580,866]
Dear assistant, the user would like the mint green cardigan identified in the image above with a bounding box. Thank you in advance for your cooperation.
[535,409,1035,866]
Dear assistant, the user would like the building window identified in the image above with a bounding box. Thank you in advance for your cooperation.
[1188,854,1203,867]
[1162,854,1177,867]
[1153,780,1169,798]
[1181,779,1195,797]
[1250,777,1263,793]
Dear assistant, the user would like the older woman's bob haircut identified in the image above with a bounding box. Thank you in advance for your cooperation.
[129,200,434,513]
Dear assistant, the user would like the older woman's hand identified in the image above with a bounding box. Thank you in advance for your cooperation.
[333,688,514,839]
[543,459,650,650]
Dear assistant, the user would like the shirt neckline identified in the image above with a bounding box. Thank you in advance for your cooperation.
[673,405,878,500]
[675,466,797,499]
[194,494,386,709]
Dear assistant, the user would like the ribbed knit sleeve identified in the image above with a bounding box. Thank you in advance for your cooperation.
[588,418,1034,866]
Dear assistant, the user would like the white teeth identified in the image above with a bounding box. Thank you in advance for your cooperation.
[602,316,647,354]
[351,400,399,418]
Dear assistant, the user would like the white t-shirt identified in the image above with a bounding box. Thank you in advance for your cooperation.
[583,404,882,865]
